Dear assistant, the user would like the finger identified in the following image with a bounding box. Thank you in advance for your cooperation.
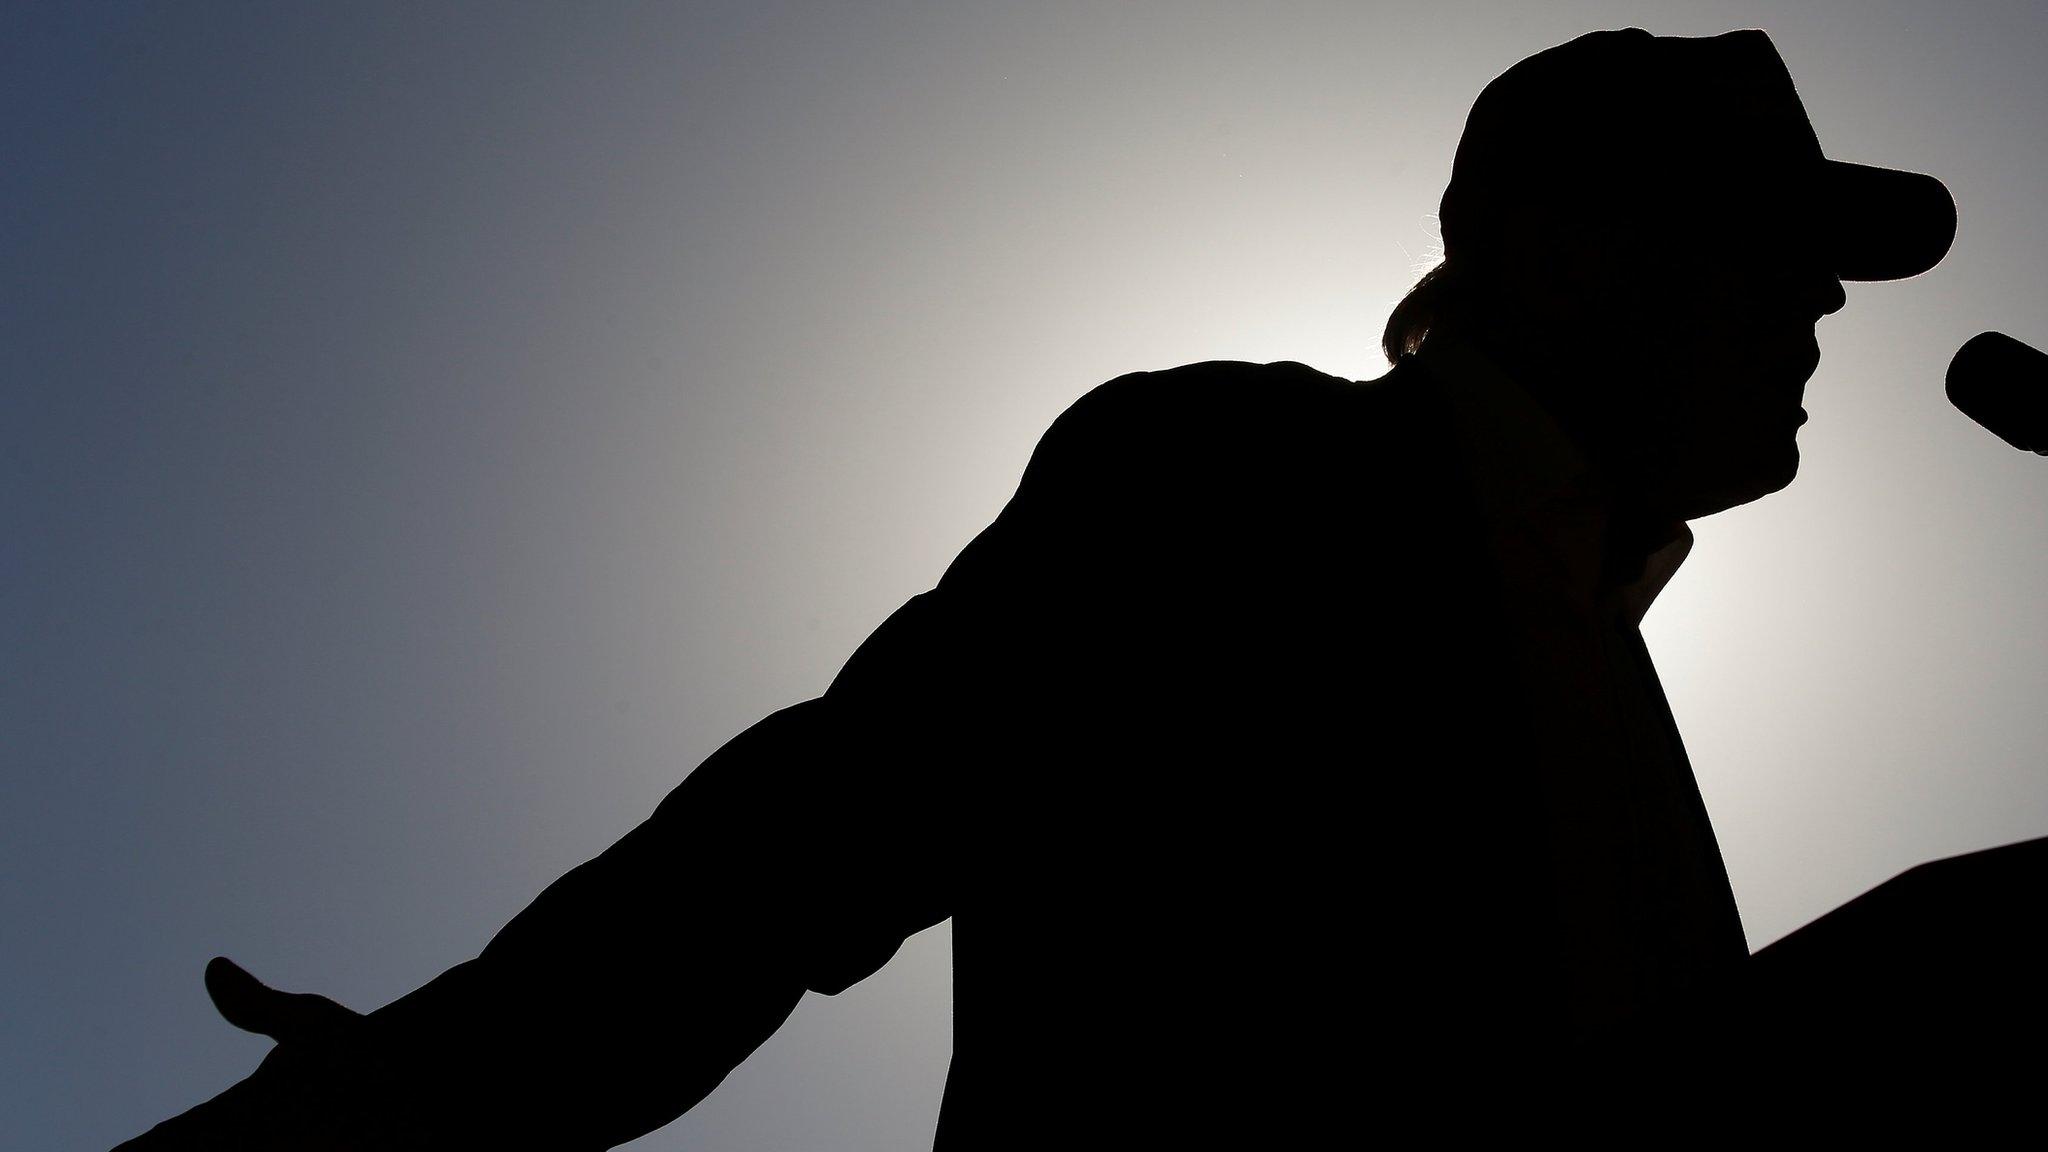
[204,956,286,1037]
[204,956,362,1045]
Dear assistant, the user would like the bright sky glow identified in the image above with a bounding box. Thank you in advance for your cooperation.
[7,4,2047,1148]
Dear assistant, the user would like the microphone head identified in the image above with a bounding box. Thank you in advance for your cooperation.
[1947,331,2048,455]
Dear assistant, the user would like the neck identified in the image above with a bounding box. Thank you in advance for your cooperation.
[1425,329,1694,588]
[1442,326,1691,527]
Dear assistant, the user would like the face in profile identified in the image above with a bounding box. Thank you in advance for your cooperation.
[1593,195,1846,521]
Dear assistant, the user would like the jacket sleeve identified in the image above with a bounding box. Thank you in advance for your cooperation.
[354,592,988,1146]
[338,374,1179,1147]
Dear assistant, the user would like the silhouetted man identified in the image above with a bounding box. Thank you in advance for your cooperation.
[123,28,2014,1148]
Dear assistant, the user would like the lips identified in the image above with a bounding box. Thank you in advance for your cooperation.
[1760,338,1821,423]
[1796,343,1822,381]
[1790,345,1820,426]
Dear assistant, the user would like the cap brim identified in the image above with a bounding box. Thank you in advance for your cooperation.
[1822,161,1956,282]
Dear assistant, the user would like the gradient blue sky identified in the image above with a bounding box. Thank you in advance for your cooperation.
[8,3,2048,1148]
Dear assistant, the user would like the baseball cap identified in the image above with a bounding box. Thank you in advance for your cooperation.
[1438,28,1955,283]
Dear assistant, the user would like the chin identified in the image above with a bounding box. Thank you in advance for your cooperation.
[1755,437,1801,492]
[1681,444,1800,520]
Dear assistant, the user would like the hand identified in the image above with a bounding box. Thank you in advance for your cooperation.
[112,958,384,1151]
[202,956,363,1048]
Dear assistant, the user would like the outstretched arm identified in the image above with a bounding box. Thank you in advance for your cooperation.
[118,660,958,1149]
[116,363,1163,1149]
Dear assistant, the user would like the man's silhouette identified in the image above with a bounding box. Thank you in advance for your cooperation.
[122,28,2013,1148]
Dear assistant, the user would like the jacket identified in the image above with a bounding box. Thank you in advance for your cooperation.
[361,351,1747,1147]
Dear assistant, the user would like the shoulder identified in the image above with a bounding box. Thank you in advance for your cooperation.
[1052,358,1357,433]
[1026,360,1375,479]
[1025,358,1436,489]
[935,356,1458,593]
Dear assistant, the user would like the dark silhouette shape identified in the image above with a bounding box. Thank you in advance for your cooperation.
[119,28,2036,1148]
[1950,331,2048,452]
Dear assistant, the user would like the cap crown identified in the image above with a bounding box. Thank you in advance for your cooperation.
[1440,29,1825,258]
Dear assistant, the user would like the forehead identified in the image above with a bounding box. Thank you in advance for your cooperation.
[1605,149,1830,261]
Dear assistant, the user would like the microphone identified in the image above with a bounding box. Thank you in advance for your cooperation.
[1948,331,2048,454]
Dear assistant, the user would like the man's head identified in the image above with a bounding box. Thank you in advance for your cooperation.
[1390,29,1954,521]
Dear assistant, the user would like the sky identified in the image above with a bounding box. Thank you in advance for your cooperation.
[6,2,2047,1148]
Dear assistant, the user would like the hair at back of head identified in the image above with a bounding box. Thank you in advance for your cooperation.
[1382,262,1460,364]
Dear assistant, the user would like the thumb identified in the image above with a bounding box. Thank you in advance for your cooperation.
[204,956,362,1046]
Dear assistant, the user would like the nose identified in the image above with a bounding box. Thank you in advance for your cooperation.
[1810,272,1847,321]
[1756,256,1844,325]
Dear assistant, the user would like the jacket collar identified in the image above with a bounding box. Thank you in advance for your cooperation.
[1411,338,1690,626]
